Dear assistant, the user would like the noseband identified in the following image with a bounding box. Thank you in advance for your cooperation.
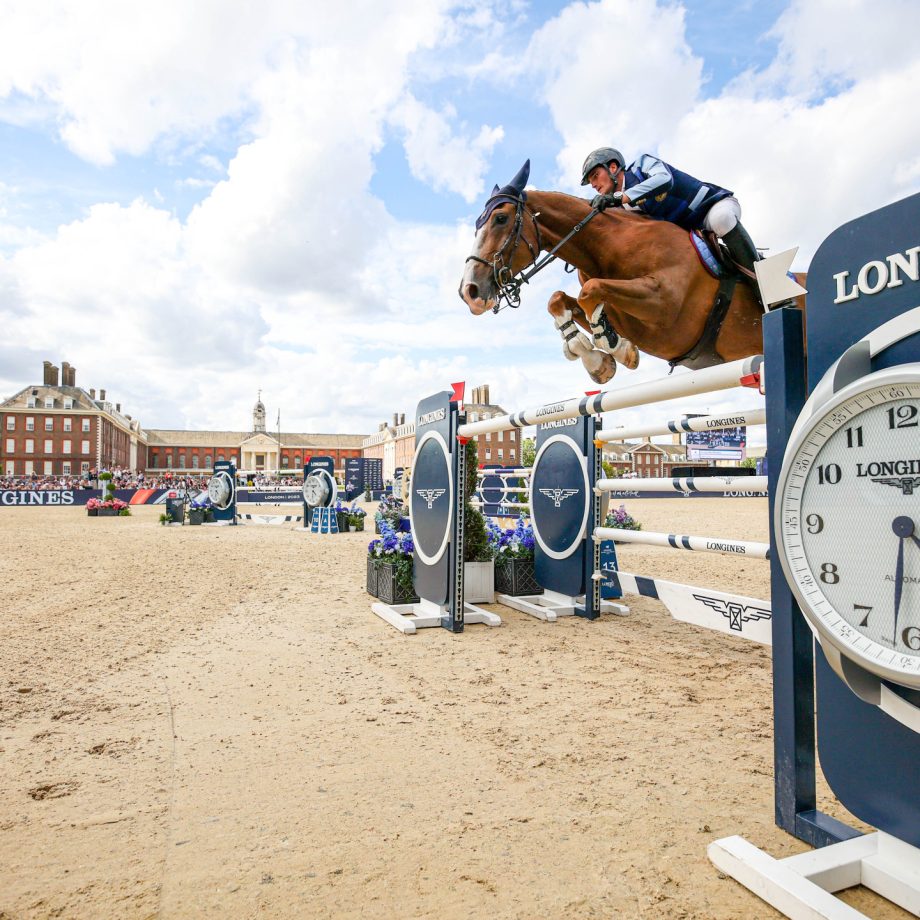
[464,196,543,313]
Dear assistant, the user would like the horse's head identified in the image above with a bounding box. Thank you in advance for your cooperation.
[459,160,540,315]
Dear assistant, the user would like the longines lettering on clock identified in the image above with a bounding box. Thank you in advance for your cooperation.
[777,366,920,689]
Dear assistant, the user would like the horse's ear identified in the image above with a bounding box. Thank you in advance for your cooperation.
[509,159,530,193]
[491,184,500,196]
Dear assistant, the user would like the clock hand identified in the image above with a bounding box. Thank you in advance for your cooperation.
[891,516,916,638]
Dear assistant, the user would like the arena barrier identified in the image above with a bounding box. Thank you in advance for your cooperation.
[372,355,770,635]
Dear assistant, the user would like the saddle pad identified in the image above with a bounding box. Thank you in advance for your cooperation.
[690,231,722,279]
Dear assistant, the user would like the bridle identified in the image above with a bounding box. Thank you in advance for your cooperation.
[464,195,543,313]
[464,193,604,314]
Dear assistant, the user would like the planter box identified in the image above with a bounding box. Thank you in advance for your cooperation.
[464,560,495,603]
[336,512,350,532]
[366,557,379,596]
[495,557,543,596]
[398,517,411,532]
[97,508,118,517]
[86,508,98,516]
[375,561,419,605]
[350,518,365,532]
[188,509,205,525]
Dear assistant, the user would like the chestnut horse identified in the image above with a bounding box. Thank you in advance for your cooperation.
[459,180,804,383]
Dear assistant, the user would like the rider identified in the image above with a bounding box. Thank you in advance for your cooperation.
[580,146,761,284]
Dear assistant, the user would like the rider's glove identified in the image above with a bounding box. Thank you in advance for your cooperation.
[591,191,622,212]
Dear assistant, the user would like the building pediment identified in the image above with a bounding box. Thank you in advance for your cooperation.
[240,433,278,449]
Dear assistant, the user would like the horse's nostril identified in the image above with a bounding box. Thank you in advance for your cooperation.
[464,282,480,302]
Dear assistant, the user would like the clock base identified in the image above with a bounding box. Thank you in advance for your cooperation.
[709,831,920,919]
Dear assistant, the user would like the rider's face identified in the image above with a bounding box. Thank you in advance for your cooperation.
[588,165,616,194]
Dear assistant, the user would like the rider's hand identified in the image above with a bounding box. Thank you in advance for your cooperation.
[592,191,622,212]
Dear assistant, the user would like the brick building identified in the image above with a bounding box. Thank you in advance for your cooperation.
[362,383,520,480]
[144,394,366,476]
[0,361,146,477]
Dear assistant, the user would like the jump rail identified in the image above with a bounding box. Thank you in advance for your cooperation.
[595,408,765,443]
[458,356,762,437]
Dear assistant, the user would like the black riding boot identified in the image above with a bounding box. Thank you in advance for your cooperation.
[722,222,760,274]
[722,223,765,308]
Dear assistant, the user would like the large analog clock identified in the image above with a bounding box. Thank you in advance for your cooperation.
[207,470,235,510]
[776,362,920,700]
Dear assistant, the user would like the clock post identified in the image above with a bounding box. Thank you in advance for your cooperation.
[711,192,920,916]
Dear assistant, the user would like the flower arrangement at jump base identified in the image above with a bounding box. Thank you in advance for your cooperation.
[186,498,213,525]
[366,521,418,605]
[334,501,367,532]
[86,496,130,517]
[487,516,542,596]
[603,504,642,531]
[374,495,410,533]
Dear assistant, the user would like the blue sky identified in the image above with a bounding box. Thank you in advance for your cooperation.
[0,0,917,438]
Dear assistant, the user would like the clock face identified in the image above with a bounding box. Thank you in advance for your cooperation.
[777,366,920,688]
[302,473,330,507]
[207,472,233,509]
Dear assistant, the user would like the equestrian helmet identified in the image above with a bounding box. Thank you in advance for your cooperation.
[580,147,625,185]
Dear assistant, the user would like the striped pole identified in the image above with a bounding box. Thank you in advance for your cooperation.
[596,476,768,495]
[477,468,532,477]
[595,408,766,443]
[457,356,762,437]
[593,527,770,559]
[470,500,530,509]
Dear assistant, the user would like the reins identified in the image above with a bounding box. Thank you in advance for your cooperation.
[466,196,603,313]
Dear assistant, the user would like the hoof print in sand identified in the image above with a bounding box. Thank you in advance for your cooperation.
[29,781,80,801]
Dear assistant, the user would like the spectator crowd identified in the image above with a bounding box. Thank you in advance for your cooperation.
[0,469,212,491]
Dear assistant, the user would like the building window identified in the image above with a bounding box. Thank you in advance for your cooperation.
[5,438,13,453]
[27,397,36,409]
[45,418,53,431]
[26,417,34,431]
[179,454,186,469]
[5,417,14,431]
[63,462,71,475]
[497,430,503,442]
[4,460,13,475]
[82,419,90,433]
[81,461,90,473]
[205,456,212,469]
[63,440,71,453]
[25,439,34,453]
[44,397,54,409]
[167,455,173,467]
[294,456,301,468]
[44,439,52,453]
[510,448,516,460]
[44,461,53,474]
[282,455,289,467]
[63,418,72,432]
[485,448,491,460]
[24,460,33,474]
[192,455,199,469]
[81,440,90,454]
[63,398,73,410]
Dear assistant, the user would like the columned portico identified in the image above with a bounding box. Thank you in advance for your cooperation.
[240,433,281,471]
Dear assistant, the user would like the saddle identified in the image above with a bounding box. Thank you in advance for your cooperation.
[690,230,758,283]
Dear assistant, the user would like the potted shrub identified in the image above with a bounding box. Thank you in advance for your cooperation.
[462,440,494,603]
[490,516,542,596]
[347,503,366,532]
[367,522,418,604]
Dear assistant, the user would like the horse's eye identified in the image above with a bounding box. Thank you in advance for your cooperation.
[494,214,508,225]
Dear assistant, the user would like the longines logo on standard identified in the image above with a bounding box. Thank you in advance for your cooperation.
[539,418,578,430]
[538,487,578,507]
[833,245,919,304]
[417,408,446,427]
[416,488,445,509]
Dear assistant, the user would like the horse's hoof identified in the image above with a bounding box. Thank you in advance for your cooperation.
[612,338,640,370]
[584,350,615,384]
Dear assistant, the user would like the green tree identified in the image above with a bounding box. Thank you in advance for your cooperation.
[521,437,535,468]
[463,439,491,562]
[739,457,756,469]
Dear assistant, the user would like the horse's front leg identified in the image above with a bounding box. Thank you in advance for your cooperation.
[547,291,615,385]
[576,278,658,370]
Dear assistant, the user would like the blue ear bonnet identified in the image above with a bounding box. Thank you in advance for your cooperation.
[475,160,530,231]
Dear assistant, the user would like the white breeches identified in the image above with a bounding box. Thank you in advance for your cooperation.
[703,196,741,237]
